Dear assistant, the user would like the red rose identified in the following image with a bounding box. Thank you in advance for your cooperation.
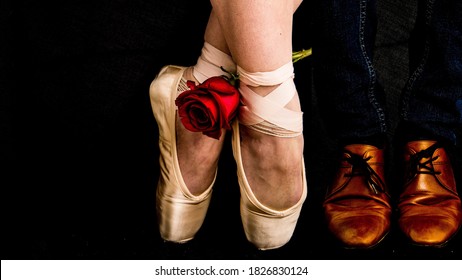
[175,76,240,139]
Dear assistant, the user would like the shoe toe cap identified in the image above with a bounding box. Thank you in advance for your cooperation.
[329,215,389,248]
[400,216,460,246]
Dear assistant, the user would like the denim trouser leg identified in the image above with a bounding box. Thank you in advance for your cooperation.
[401,0,462,145]
[313,0,387,141]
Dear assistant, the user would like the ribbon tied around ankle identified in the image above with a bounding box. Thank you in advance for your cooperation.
[237,62,303,137]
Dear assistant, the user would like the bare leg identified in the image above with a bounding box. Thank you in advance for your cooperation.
[176,10,232,195]
[211,0,304,210]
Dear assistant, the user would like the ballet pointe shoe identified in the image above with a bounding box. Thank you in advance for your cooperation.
[232,121,307,250]
[149,65,215,243]
[232,62,307,250]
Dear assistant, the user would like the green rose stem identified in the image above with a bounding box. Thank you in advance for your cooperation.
[221,48,312,87]
[220,66,240,88]
[292,48,312,63]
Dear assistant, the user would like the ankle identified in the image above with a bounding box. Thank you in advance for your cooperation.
[193,41,236,83]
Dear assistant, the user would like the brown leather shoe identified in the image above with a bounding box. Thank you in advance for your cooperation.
[398,140,462,247]
[323,144,392,248]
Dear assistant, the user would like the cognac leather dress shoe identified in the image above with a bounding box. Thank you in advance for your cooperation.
[398,140,462,246]
[323,144,392,248]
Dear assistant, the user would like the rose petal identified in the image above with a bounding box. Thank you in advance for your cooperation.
[177,94,221,134]
[174,76,239,139]
[208,89,239,129]
[203,129,222,140]
[188,104,212,129]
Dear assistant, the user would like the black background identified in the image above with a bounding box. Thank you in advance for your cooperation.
[2,0,461,259]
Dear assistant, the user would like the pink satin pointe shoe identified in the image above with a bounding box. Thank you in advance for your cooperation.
[149,65,216,243]
[232,121,307,250]
[232,62,308,250]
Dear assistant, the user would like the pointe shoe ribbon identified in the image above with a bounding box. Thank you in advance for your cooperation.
[237,62,303,137]
[150,65,215,243]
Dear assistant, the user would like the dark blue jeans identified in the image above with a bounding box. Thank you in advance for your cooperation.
[313,0,462,146]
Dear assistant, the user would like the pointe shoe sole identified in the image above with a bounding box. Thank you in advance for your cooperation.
[232,120,307,250]
[149,65,216,243]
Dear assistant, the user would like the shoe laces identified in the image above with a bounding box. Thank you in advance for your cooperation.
[407,142,442,180]
[344,152,386,194]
